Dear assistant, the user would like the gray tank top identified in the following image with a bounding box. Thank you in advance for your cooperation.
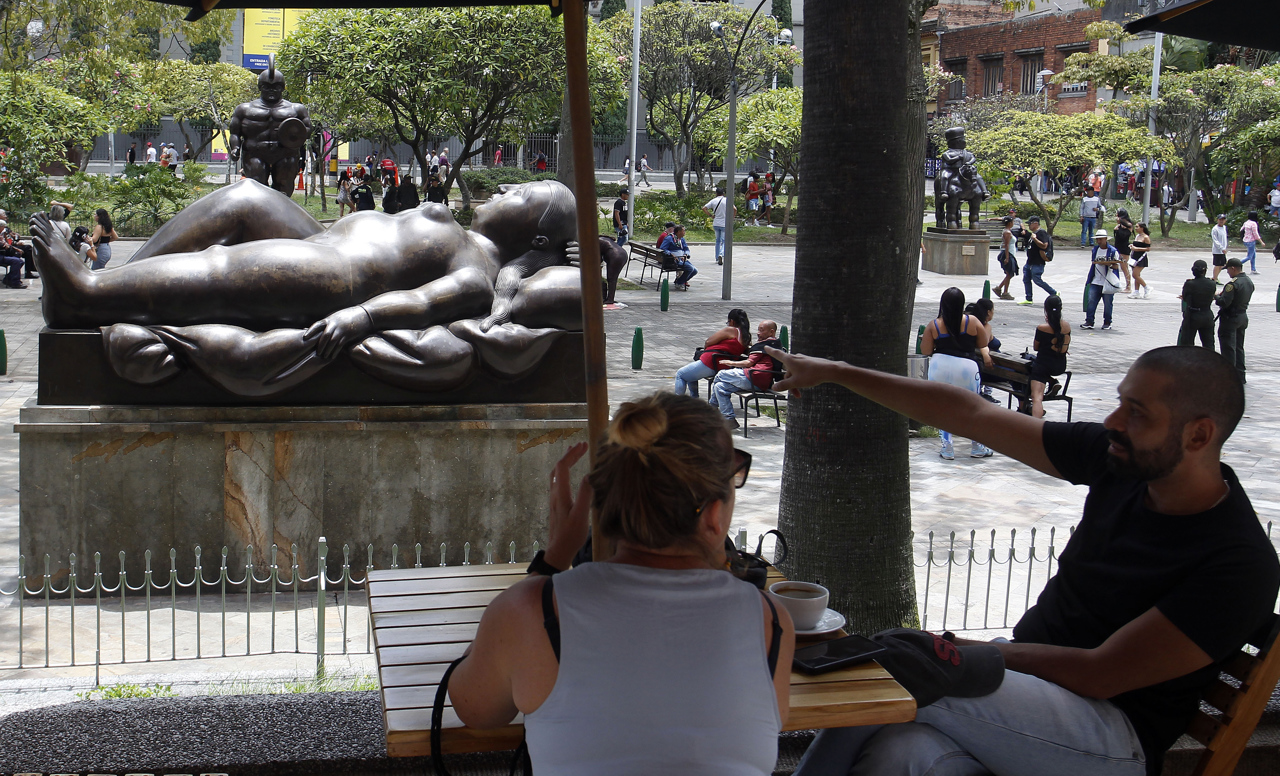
[524,562,781,775]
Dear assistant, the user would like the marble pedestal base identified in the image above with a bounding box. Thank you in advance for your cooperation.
[17,402,588,583]
[922,228,991,275]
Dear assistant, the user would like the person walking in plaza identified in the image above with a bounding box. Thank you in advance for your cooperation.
[145,142,157,164]
[1113,209,1134,293]
[1018,216,1057,305]
[674,309,751,398]
[617,155,631,186]
[88,208,118,271]
[1079,187,1104,248]
[1268,183,1280,216]
[703,187,735,266]
[126,142,137,166]
[1177,260,1216,349]
[1027,295,1070,418]
[1240,210,1264,275]
[398,173,420,211]
[638,153,652,187]
[1084,229,1122,330]
[776,342,1277,776]
[1210,212,1229,284]
[745,173,761,226]
[1128,222,1152,299]
[335,169,353,217]
[613,187,630,247]
[710,320,783,430]
[993,216,1019,300]
[921,287,994,460]
[660,224,697,291]
[1215,258,1254,383]
[760,172,776,227]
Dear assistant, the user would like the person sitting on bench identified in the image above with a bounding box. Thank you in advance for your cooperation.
[710,320,782,430]
[449,393,796,774]
[1028,294,1070,419]
[659,224,697,291]
[770,344,1278,776]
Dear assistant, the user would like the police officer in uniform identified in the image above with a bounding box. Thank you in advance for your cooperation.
[1177,259,1216,348]
[1215,257,1254,383]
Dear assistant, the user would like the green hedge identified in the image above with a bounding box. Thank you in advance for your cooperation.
[460,168,558,198]
[1223,207,1280,243]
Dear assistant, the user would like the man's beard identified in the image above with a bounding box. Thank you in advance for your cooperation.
[1106,428,1184,481]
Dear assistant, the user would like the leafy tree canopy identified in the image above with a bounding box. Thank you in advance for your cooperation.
[0,72,105,210]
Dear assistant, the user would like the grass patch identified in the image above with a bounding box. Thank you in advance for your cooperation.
[77,682,177,701]
[202,672,379,696]
[616,278,645,291]
[916,425,941,438]
[759,404,787,424]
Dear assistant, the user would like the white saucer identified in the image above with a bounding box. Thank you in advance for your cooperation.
[795,608,846,636]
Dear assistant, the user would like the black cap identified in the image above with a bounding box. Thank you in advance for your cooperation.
[1226,258,1243,270]
[870,628,1005,708]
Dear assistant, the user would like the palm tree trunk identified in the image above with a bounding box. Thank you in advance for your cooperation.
[777,0,921,634]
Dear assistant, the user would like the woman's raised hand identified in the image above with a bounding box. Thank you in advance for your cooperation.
[546,442,592,570]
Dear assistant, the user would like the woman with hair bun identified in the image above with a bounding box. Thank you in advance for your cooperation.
[921,286,994,460]
[450,392,795,775]
[1028,294,1070,418]
[673,308,752,398]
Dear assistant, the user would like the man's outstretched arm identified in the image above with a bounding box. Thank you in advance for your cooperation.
[766,348,1060,478]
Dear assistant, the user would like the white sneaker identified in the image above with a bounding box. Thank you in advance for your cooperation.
[1142,286,1150,298]
[1128,292,1139,299]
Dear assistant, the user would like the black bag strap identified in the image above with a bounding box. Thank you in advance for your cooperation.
[759,590,783,678]
[431,654,468,776]
[541,576,561,662]
[754,529,788,567]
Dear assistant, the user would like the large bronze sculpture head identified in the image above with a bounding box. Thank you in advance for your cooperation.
[471,180,577,258]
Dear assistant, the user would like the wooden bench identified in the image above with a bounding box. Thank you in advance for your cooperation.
[1185,613,1280,776]
[369,564,915,758]
[977,351,1073,421]
[625,242,679,288]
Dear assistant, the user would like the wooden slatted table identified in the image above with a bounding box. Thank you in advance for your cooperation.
[369,564,916,758]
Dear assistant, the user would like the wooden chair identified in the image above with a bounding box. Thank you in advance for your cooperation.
[1185,613,1280,776]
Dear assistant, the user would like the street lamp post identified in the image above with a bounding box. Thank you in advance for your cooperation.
[711,3,789,301]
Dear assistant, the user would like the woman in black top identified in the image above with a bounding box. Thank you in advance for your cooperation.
[1129,223,1152,299]
[1029,295,1070,418]
[398,175,421,210]
[922,287,993,459]
[1113,209,1134,294]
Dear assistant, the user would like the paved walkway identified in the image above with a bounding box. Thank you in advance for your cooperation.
[0,235,1276,706]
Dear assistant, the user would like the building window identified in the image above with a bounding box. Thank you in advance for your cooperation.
[983,59,1003,97]
[1059,81,1088,96]
[945,59,966,101]
[1021,54,1045,95]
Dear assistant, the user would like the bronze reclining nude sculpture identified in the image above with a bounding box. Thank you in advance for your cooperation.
[30,179,586,396]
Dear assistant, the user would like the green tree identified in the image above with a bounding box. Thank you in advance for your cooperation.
[189,38,223,65]
[282,8,621,209]
[702,87,802,233]
[771,0,794,87]
[0,73,105,214]
[601,2,799,196]
[598,0,626,22]
[150,59,257,168]
[31,53,158,170]
[968,111,1175,235]
[776,0,928,634]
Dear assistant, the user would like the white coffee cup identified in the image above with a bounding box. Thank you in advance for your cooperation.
[769,581,829,631]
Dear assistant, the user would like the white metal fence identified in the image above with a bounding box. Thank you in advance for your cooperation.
[2,524,1273,684]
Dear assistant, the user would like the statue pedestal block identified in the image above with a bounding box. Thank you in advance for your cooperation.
[17,402,587,581]
[922,228,991,276]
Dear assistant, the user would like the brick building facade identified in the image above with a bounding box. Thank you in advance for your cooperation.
[937,6,1104,116]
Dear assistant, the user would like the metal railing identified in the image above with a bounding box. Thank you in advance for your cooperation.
[2,523,1274,684]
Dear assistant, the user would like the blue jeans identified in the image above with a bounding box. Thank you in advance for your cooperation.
[793,670,1145,776]
[710,369,756,419]
[1086,283,1113,326]
[0,254,23,285]
[673,259,697,285]
[1080,217,1097,247]
[90,241,112,271]
[714,226,725,261]
[674,360,715,398]
[1022,264,1057,301]
[616,227,628,247]
[1244,240,1257,271]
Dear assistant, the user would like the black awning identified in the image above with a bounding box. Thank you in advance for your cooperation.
[156,0,562,22]
[1124,0,1279,52]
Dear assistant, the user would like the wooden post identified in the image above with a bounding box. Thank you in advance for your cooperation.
[564,0,611,561]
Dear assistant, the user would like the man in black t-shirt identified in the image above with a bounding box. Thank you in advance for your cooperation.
[1019,215,1058,306]
[351,180,375,212]
[779,345,1278,776]
[613,187,629,247]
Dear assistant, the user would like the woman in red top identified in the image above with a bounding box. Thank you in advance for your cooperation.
[673,309,751,398]
[746,174,761,226]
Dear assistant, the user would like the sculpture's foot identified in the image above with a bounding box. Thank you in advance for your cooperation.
[29,213,92,325]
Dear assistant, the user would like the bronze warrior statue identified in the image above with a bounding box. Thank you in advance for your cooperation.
[934,127,990,230]
[29,180,584,395]
[228,56,312,198]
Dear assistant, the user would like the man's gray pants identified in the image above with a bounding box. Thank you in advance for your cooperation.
[1218,313,1248,382]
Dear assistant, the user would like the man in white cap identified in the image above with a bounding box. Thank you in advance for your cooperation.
[1084,228,1121,330]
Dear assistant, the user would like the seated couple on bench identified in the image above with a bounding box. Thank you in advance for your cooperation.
[671,309,784,429]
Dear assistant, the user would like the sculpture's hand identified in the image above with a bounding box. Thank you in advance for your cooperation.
[304,307,376,361]
[229,148,240,162]
[480,298,512,332]
[565,240,580,264]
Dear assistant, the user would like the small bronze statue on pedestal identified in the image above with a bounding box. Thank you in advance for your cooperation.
[934,127,990,230]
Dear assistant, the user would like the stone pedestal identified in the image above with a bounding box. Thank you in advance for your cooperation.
[17,402,588,582]
[922,228,991,275]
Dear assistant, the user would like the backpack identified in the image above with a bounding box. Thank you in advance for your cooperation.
[1043,233,1055,261]
[740,177,749,195]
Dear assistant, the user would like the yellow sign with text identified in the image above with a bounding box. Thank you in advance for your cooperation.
[243,8,311,69]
